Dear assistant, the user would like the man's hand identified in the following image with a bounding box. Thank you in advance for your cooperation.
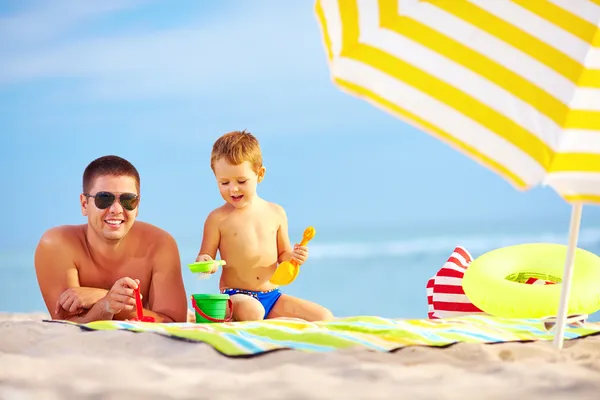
[291,244,308,265]
[100,277,139,315]
[55,287,108,316]
[55,305,84,320]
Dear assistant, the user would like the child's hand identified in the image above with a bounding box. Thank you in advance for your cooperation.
[196,253,212,263]
[195,254,221,274]
[291,244,309,265]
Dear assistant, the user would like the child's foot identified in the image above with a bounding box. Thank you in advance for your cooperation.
[187,308,196,323]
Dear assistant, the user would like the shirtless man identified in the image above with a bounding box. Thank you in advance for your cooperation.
[194,130,333,322]
[34,155,188,323]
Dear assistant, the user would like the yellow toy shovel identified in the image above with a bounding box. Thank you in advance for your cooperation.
[269,226,315,286]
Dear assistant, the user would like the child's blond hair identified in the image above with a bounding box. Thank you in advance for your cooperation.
[210,130,263,173]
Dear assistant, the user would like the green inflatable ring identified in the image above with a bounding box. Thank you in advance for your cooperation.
[462,243,600,318]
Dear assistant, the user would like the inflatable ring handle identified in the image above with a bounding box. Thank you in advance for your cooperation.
[191,296,233,323]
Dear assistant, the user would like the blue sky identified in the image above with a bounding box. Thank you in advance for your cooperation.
[1,0,598,252]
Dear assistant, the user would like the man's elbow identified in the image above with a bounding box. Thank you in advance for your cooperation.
[156,311,184,323]
[156,314,174,323]
[155,302,187,323]
[171,307,189,323]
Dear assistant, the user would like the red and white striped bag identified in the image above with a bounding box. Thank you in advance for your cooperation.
[427,246,484,319]
[426,246,555,319]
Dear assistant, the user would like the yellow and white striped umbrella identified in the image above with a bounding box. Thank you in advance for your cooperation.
[314,0,600,349]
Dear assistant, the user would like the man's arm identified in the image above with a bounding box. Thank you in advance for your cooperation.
[34,227,84,320]
[56,286,108,315]
[275,205,294,264]
[57,298,115,323]
[198,209,221,259]
[35,227,115,323]
[142,232,188,323]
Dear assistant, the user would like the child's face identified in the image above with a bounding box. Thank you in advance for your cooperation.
[213,158,265,208]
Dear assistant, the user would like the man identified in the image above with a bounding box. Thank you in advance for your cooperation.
[34,155,188,323]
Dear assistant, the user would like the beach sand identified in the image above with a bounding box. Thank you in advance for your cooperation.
[1,313,599,399]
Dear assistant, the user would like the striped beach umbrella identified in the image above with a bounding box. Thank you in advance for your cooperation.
[314,0,600,350]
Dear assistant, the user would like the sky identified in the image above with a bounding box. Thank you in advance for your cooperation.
[1,0,599,253]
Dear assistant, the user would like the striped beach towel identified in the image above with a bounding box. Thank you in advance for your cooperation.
[48,315,600,356]
[427,246,555,319]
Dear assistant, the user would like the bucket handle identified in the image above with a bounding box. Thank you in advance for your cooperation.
[190,296,234,323]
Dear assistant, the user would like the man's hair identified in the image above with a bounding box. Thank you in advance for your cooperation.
[210,130,263,173]
[82,155,141,194]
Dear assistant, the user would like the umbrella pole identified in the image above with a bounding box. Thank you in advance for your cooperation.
[552,202,583,350]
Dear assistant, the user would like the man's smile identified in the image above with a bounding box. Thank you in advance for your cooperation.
[104,219,124,227]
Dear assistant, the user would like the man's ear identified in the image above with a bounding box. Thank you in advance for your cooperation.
[257,166,266,183]
[80,193,89,216]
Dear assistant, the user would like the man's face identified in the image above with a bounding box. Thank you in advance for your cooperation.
[213,158,264,209]
[80,174,140,241]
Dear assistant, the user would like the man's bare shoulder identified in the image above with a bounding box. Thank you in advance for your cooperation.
[35,225,87,266]
[131,221,176,245]
[37,224,86,248]
[129,222,180,264]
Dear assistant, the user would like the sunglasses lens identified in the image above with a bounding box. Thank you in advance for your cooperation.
[94,192,116,209]
[120,193,139,211]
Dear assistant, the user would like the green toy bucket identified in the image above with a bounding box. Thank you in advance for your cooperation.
[190,294,233,323]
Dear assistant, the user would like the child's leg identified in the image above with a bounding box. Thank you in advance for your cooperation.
[230,294,266,321]
[266,294,333,322]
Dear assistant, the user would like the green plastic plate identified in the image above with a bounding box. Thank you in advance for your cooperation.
[188,260,226,273]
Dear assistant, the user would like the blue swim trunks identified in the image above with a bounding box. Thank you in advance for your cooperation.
[221,287,283,319]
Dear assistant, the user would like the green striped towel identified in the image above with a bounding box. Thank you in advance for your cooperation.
[48,314,600,356]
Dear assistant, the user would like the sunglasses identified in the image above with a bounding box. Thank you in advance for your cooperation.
[541,314,587,331]
[84,191,140,211]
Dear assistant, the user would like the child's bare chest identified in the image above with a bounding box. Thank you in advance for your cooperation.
[220,216,278,247]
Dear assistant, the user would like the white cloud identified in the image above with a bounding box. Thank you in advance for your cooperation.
[0,0,368,143]
[0,0,326,101]
[0,0,144,49]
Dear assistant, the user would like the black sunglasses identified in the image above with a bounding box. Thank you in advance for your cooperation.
[84,191,140,211]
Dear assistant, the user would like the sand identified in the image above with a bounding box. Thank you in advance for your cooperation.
[1,313,600,399]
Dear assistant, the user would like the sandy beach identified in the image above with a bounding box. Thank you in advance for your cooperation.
[0,313,599,399]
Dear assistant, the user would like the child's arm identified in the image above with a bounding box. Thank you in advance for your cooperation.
[275,205,294,264]
[196,209,221,262]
